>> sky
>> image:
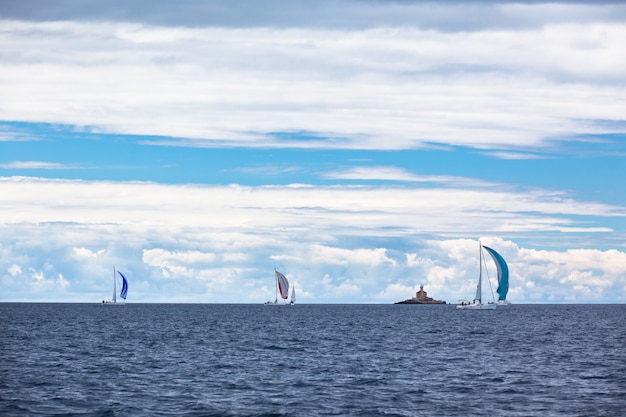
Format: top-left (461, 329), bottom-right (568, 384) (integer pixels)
top-left (1, 0), bottom-right (625, 304)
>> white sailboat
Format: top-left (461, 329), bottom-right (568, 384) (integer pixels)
top-left (102, 267), bottom-right (128, 304)
top-left (264, 270), bottom-right (293, 306)
top-left (457, 242), bottom-right (497, 310)
top-left (290, 284), bottom-right (296, 305)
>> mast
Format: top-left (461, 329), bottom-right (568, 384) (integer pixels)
top-left (475, 241), bottom-right (482, 304)
top-left (274, 269), bottom-right (278, 303)
top-left (112, 266), bottom-right (117, 303)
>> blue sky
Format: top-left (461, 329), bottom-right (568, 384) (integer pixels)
top-left (1, 0), bottom-right (625, 303)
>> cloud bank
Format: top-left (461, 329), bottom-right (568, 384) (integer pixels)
top-left (1, 1), bottom-right (624, 303)
top-left (1, 177), bottom-right (624, 303)
top-left (1, 16), bottom-right (625, 151)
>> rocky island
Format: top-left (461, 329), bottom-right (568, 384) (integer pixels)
top-left (395, 285), bottom-right (446, 304)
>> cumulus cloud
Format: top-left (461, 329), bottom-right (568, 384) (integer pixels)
top-left (28, 269), bottom-right (70, 292)
top-left (8, 264), bottom-right (22, 276)
top-left (0, 177), bottom-right (624, 303)
top-left (73, 247), bottom-right (106, 258)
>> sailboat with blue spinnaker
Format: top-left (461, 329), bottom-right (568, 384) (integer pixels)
top-left (102, 267), bottom-right (128, 304)
top-left (457, 241), bottom-right (503, 310)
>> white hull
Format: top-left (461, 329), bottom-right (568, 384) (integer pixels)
top-left (264, 301), bottom-right (291, 306)
top-left (496, 300), bottom-right (511, 307)
top-left (457, 302), bottom-right (496, 310)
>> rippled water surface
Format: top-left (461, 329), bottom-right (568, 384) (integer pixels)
top-left (1, 303), bottom-right (624, 416)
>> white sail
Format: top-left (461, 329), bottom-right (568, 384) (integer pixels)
top-left (474, 243), bottom-right (482, 304)
top-left (457, 242), bottom-right (496, 310)
top-left (276, 271), bottom-right (289, 299)
top-left (112, 266), bottom-right (117, 303)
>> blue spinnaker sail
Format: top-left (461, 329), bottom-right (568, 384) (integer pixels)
top-left (118, 271), bottom-right (129, 300)
top-left (483, 246), bottom-right (508, 301)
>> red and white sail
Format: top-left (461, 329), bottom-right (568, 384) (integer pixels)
top-left (275, 271), bottom-right (290, 300)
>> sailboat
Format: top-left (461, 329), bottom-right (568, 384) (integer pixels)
top-left (457, 242), bottom-right (497, 310)
top-left (290, 284), bottom-right (296, 305)
top-left (483, 245), bottom-right (511, 307)
top-left (264, 270), bottom-right (293, 306)
top-left (102, 267), bottom-right (129, 304)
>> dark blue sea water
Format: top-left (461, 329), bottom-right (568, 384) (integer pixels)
top-left (1, 303), bottom-right (624, 416)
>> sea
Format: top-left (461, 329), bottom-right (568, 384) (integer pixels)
top-left (1, 303), bottom-right (624, 417)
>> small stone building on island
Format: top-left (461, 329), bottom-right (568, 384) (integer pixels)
top-left (395, 285), bottom-right (446, 304)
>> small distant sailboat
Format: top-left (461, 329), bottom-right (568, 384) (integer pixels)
top-left (264, 270), bottom-right (294, 306)
top-left (457, 242), bottom-right (497, 310)
top-left (102, 267), bottom-right (128, 304)
top-left (290, 284), bottom-right (296, 305)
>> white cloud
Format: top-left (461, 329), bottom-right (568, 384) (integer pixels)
top-left (480, 151), bottom-right (548, 160)
top-left (73, 247), bottom-right (105, 258)
top-left (143, 249), bottom-right (217, 267)
top-left (322, 166), bottom-right (497, 187)
top-left (1, 177), bottom-right (623, 237)
top-left (233, 165), bottom-right (302, 176)
top-left (57, 273), bottom-right (70, 289)
top-left (0, 177), bottom-right (624, 303)
top-left (8, 264), bottom-right (22, 276)
top-left (1, 20), bottom-right (624, 151)
top-left (0, 161), bottom-right (72, 169)
top-left (27, 268), bottom-right (71, 292)
top-left (0, 128), bottom-right (38, 142)
top-left (376, 282), bottom-right (416, 302)
top-left (305, 245), bottom-right (396, 267)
